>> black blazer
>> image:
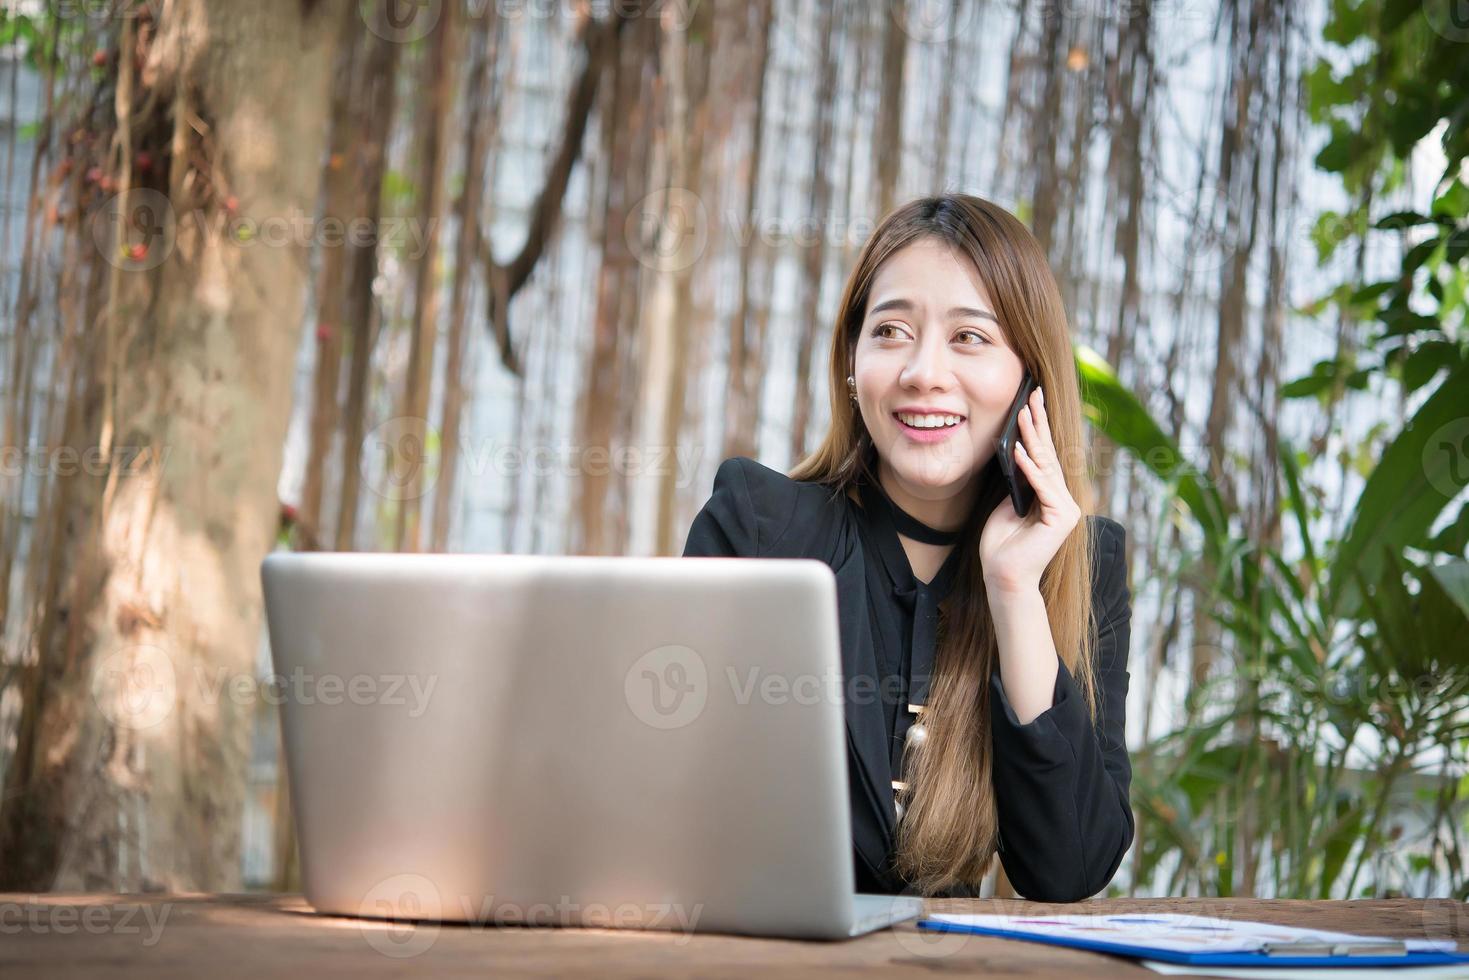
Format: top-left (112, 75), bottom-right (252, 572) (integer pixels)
top-left (682, 456), bottom-right (1134, 901)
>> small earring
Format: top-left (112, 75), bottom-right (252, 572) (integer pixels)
top-left (847, 375), bottom-right (857, 402)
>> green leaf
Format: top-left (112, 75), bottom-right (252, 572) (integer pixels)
top-left (1305, 61), bottom-right (1350, 122)
top-left (1279, 440), bottom-right (1320, 576)
top-left (1432, 180), bottom-right (1469, 220)
top-left (1349, 281), bottom-right (1397, 306)
top-left (1386, 89), bottom-right (1441, 156)
top-left (1316, 129), bottom-right (1362, 174)
top-left (1312, 212), bottom-right (1358, 262)
top-left (1075, 345), bottom-right (1231, 550)
top-left (1282, 374), bottom-right (1335, 399)
top-left (1319, 793), bottom-right (1365, 897)
top-left (1375, 211), bottom-right (1433, 231)
top-left (1448, 229), bottom-right (1469, 265)
top-left (1403, 341), bottom-right (1462, 392)
top-left (1358, 551), bottom-right (1431, 678)
top-left (1329, 360), bottom-right (1469, 616)
top-left (1324, 0), bottom-right (1368, 44)
top-left (1404, 237), bottom-right (1442, 274)
top-left (1424, 500), bottom-right (1469, 555)
top-left (1379, 308), bottom-right (1441, 338)
top-left (1428, 561), bottom-right (1469, 622)
top-left (1370, 555), bottom-right (1469, 675)
top-left (1380, 0), bottom-right (1424, 33)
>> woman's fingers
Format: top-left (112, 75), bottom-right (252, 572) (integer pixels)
top-left (1013, 430), bottom-right (1060, 504)
top-left (1029, 387), bottom-right (1057, 458)
top-left (1018, 402), bottom-right (1055, 471)
top-left (1015, 392), bottom-right (1076, 518)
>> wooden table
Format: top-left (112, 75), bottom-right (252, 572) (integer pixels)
top-left (2, 893), bottom-right (1465, 977)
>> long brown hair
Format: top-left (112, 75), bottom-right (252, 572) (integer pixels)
top-left (789, 194), bottom-right (1100, 894)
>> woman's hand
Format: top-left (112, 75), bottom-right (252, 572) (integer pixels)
top-left (979, 385), bottom-right (1082, 595)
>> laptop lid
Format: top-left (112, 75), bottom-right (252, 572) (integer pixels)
top-left (260, 553), bottom-right (863, 938)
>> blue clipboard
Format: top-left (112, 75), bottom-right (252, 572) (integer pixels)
top-left (916, 918), bottom-right (1469, 967)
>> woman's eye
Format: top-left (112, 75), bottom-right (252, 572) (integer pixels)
top-left (873, 323), bottom-right (989, 344)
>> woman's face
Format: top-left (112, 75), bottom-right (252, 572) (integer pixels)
top-left (852, 238), bottom-right (1027, 502)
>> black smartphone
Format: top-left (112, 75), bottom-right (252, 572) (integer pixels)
top-left (996, 371), bottom-right (1038, 518)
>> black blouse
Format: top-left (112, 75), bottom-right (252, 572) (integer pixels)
top-left (681, 455), bottom-right (1135, 901)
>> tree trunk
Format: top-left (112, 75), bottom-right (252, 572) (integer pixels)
top-left (333, 24), bottom-right (401, 553)
top-left (650, 0), bottom-right (714, 556)
top-left (0, 0), bottom-right (339, 892)
top-left (789, 0), bottom-right (842, 465)
top-left (1030, 2), bottom-right (1067, 257)
top-left (875, 0), bottom-right (906, 219)
top-left (1097, 2), bottom-right (1154, 512)
top-left (721, 0), bottom-right (773, 463)
top-left (394, 5), bottom-right (457, 552)
top-left (431, 10), bottom-right (501, 553)
top-left (576, 15), bottom-right (660, 556)
top-left (298, 7), bottom-right (364, 553)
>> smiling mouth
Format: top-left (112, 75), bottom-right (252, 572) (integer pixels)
top-left (892, 412), bottom-right (967, 432)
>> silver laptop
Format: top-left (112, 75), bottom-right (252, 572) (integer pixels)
top-left (260, 552), bottom-right (923, 940)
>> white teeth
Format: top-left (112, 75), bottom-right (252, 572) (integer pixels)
top-left (896, 412), bottom-right (963, 429)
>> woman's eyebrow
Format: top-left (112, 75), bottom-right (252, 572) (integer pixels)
top-left (866, 297), bottom-right (999, 323)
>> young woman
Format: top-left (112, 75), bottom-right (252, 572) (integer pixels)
top-left (682, 194), bottom-right (1133, 901)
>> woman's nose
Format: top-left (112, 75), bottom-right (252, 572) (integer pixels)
top-left (901, 334), bottom-right (950, 389)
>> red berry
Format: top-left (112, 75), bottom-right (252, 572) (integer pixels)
top-left (128, 243), bottom-right (148, 261)
top-left (135, 151), bottom-right (152, 172)
top-left (86, 166), bottom-right (103, 184)
top-left (92, 50), bottom-right (108, 67)
top-left (316, 323), bottom-right (333, 343)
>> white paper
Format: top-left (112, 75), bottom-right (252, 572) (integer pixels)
top-left (923, 912), bottom-right (1460, 955)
